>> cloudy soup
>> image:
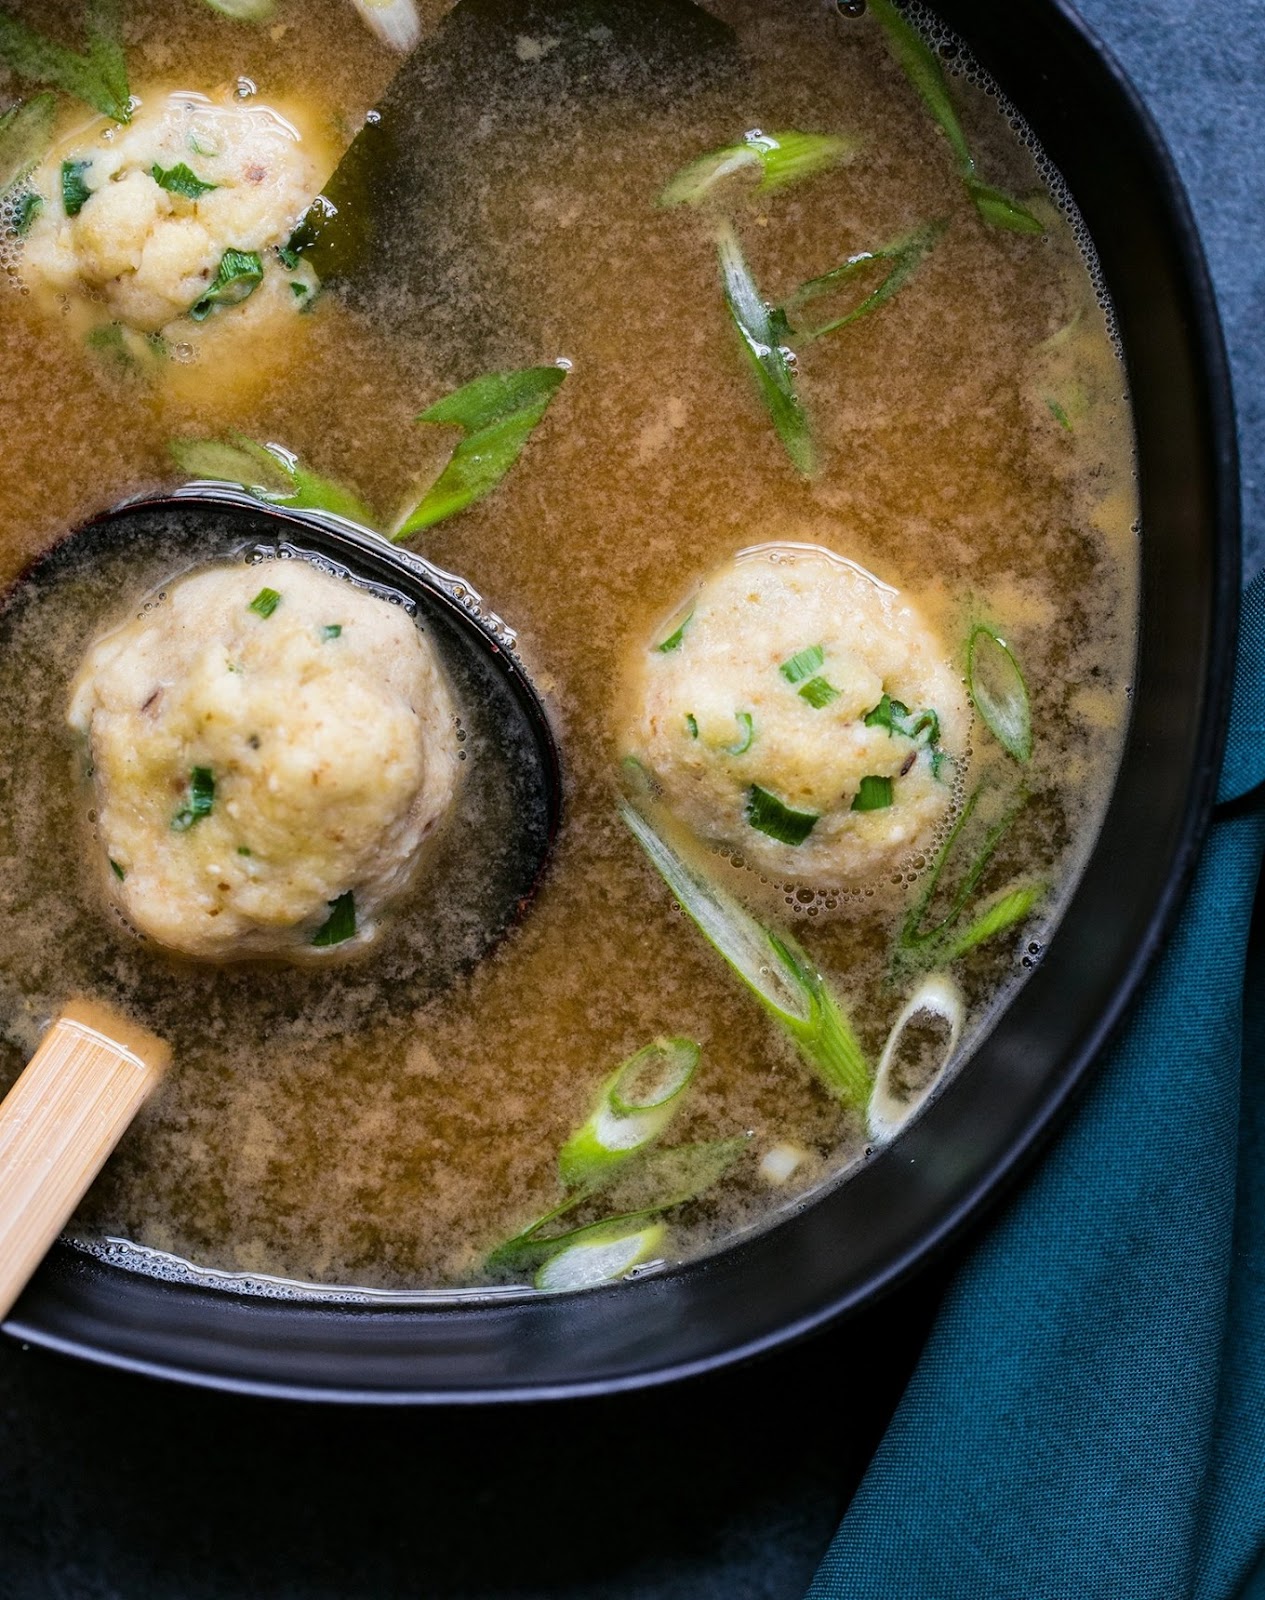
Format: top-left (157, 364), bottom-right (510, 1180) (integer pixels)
top-left (0, 0), bottom-right (1136, 1293)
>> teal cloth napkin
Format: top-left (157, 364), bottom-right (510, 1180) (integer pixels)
top-left (808, 572), bottom-right (1265, 1599)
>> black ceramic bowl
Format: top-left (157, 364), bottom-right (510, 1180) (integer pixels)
top-left (2, 0), bottom-right (1237, 1400)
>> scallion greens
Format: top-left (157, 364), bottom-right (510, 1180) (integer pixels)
top-left (967, 624), bottom-right (1032, 762)
top-left (865, 0), bottom-right (1041, 233)
top-left (395, 365), bottom-right (568, 538)
top-left (247, 586), bottom-right (280, 619)
top-left (169, 434), bottom-right (375, 525)
top-left (189, 248), bottom-right (264, 320)
top-left (12, 189), bottom-right (41, 233)
top-left (534, 1223), bottom-right (667, 1293)
top-left (727, 711), bottom-right (755, 755)
top-left (897, 783), bottom-right (1044, 969)
top-left (851, 775), bottom-right (893, 812)
top-left (798, 676), bottom-right (839, 709)
top-left (0, 93), bottom-right (54, 206)
top-left (660, 128), bottom-right (853, 208)
top-left (745, 784), bottom-right (818, 846)
top-left (171, 766), bottom-right (215, 831)
top-left (486, 1018), bottom-right (747, 1288)
top-left (199, 0), bottom-right (276, 19)
top-left (779, 644), bottom-right (825, 684)
top-left (785, 220), bottom-right (946, 343)
top-left (151, 162), bottom-right (217, 200)
top-left (312, 890), bottom-right (356, 948)
top-left (0, 0), bottom-right (131, 123)
top-left (60, 159), bottom-right (92, 217)
top-left (655, 606), bottom-right (695, 654)
top-left (558, 1037), bottom-right (699, 1190)
top-left (489, 1137), bottom-right (748, 1277)
top-left (717, 221), bottom-right (816, 476)
top-left (620, 802), bottom-right (870, 1108)
top-left (864, 692), bottom-right (947, 777)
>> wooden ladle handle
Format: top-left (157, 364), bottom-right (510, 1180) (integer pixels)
top-left (0, 1000), bottom-right (169, 1321)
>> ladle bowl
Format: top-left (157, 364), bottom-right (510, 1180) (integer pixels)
top-left (10, 487), bottom-right (563, 974)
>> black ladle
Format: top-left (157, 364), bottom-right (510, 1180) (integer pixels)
top-left (4, 489), bottom-right (561, 987)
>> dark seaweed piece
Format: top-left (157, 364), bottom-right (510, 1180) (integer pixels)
top-left (286, 0), bottom-right (740, 373)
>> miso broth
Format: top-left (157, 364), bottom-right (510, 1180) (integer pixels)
top-left (0, 0), bottom-right (1136, 1291)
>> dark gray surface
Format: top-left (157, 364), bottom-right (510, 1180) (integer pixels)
top-left (1, 2), bottom-right (1259, 1597)
top-left (0, 1275), bottom-right (947, 1600)
top-left (1076, 0), bottom-right (1263, 579)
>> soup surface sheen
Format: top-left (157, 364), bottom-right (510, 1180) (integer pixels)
top-left (0, 0), bottom-right (1136, 1293)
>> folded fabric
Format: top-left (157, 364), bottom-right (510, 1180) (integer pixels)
top-left (807, 575), bottom-right (1265, 1600)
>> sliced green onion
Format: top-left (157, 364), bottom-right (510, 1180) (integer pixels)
top-left (0, 93), bottom-right (55, 204)
top-left (727, 711), bottom-right (755, 755)
top-left (864, 692), bottom-right (947, 777)
top-left (717, 221), bottom-right (815, 477)
top-left (898, 785), bottom-right (1039, 970)
top-left (60, 159), bottom-right (92, 217)
top-left (320, 623), bottom-right (342, 641)
top-left (109, 858), bottom-right (125, 881)
top-left (935, 881), bottom-right (1045, 964)
top-left (558, 1037), bottom-right (699, 1190)
top-left (200, 0), bottom-right (276, 19)
top-left (660, 128), bottom-right (852, 207)
top-left (348, 0), bottom-right (421, 53)
top-left (171, 766), bottom-right (215, 831)
top-left (151, 161), bottom-right (217, 200)
top-left (189, 248), bottom-right (264, 321)
top-left (684, 713), bottom-right (699, 739)
top-left (312, 890), bottom-right (356, 947)
top-left (12, 189), bottom-right (41, 233)
top-left (396, 365), bottom-right (568, 538)
top-left (868, 973), bottom-right (964, 1143)
top-left (1045, 396), bottom-right (1072, 431)
top-left (169, 434), bottom-right (374, 524)
top-left (620, 754), bottom-right (656, 798)
top-left (779, 644), bottom-right (825, 684)
top-left (0, 1), bottom-right (131, 123)
top-left (798, 676), bottom-right (839, 709)
top-left (866, 0), bottom-right (1041, 233)
top-left (864, 693), bottom-right (938, 744)
top-left (902, 785), bottom-right (1005, 947)
top-left (745, 784), bottom-right (818, 846)
top-left (851, 775), bottom-right (893, 812)
top-left (170, 436), bottom-right (293, 494)
top-left (488, 1136), bottom-right (746, 1274)
top-left (965, 178), bottom-right (1044, 235)
top-left (248, 586), bottom-right (280, 619)
top-left (656, 605), bottom-right (695, 653)
top-left (621, 802), bottom-right (870, 1107)
top-left (968, 624), bottom-right (1032, 762)
top-left (787, 220), bottom-right (945, 343)
top-left (87, 321), bottom-right (168, 375)
top-left (236, 845), bottom-right (252, 856)
top-left (535, 1223), bottom-right (667, 1292)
